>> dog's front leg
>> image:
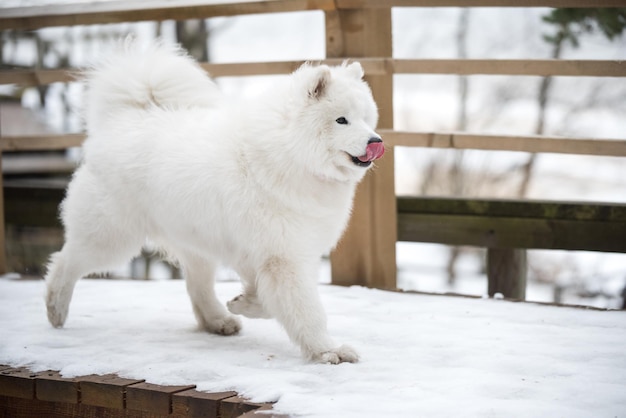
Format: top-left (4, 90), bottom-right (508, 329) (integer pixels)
top-left (256, 256), bottom-right (359, 364)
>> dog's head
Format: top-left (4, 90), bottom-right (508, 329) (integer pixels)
top-left (289, 62), bottom-right (384, 183)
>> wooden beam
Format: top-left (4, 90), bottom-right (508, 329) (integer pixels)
top-left (0, 0), bottom-right (618, 32)
top-left (3, 182), bottom-right (66, 228)
top-left (0, 69), bottom-right (77, 86)
top-left (385, 131), bottom-right (626, 157)
top-left (487, 248), bottom-right (527, 300)
top-left (397, 196), bottom-right (626, 222)
top-left (393, 59), bottom-right (626, 78)
top-left (397, 197), bottom-right (626, 253)
top-left (398, 213), bottom-right (626, 253)
top-left (0, 152), bottom-right (6, 274)
top-left (0, 0), bottom-right (337, 31)
top-left (1, 131), bottom-right (624, 158)
top-left (3, 59), bottom-right (624, 87)
top-left (337, 0), bottom-right (626, 8)
top-left (1, 134), bottom-right (85, 152)
top-left (327, 7), bottom-right (397, 290)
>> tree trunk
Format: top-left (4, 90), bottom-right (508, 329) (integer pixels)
top-left (518, 32), bottom-right (564, 197)
top-left (447, 9), bottom-right (470, 285)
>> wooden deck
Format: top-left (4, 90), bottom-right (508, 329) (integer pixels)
top-left (0, 365), bottom-right (285, 418)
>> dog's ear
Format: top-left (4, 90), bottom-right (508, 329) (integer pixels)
top-left (346, 62), bottom-right (364, 80)
top-left (308, 66), bottom-right (331, 100)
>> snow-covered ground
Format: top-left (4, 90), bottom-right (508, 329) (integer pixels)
top-left (1, 276), bottom-right (625, 417)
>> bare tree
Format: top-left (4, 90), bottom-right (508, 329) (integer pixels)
top-left (518, 8), bottom-right (626, 197)
top-left (446, 9), bottom-right (471, 285)
top-left (176, 19), bottom-right (210, 62)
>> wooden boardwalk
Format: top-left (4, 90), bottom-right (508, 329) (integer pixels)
top-left (0, 365), bottom-right (286, 418)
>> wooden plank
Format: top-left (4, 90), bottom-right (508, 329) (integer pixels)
top-left (487, 248), bottom-right (527, 300)
top-left (236, 404), bottom-right (290, 417)
top-left (78, 374), bottom-right (144, 409)
top-left (171, 389), bottom-right (237, 418)
top-left (203, 58), bottom-right (391, 77)
top-left (4, 182), bottom-right (66, 228)
top-left (338, 0), bottom-right (626, 7)
top-left (0, 152), bottom-right (6, 275)
top-left (125, 382), bottom-right (196, 415)
top-left (2, 131), bottom-right (625, 157)
top-left (397, 196), bottom-right (626, 222)
top-left (3, 59), bottom-right (624, 87)
top-left (393, 59), bottom-right (626, 78)
top-left (2, 130), bottom-right (625, 157)
top-left (35, 371), bottom-right (79, 404)
top-left (0, 395), bottom-right (171, 417)
top-left (385, 131), bottom-right (626, 157)
top-left (0, 0), bottom-right (337, 31)
top-left (397, 212), bottom-right (626, 253)
top-left (0, 0), bottom-right (617, 32)
top-left (0, 68), bottom-right (77, 86)
top-left (219, 395), bottom-right (265, 418)
top-left (327, 7), bottom-right (397, 289)
top-left (1, 134), bottom-right (85, 152)
top-left (2, 155), bottom-right (77, 176)
top-left (0, 397), bottom-right (73, 418)
top-left (0, 367), bottom-right (38, 399)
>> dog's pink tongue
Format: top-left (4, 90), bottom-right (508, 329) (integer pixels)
top-left (357, 142), bottom-right (385, 163)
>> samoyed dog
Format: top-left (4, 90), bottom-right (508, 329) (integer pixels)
top-left (45, 41), bottom-right (384, 364)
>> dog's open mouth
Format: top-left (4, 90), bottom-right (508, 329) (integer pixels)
top-left (351, 139), bottom-right (385, 168)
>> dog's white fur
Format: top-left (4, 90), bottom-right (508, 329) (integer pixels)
top-left (45, 42), bottom-right (382, 364)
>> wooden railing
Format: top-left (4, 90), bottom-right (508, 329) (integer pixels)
top-left (1, 0), bottom-right (625, 299)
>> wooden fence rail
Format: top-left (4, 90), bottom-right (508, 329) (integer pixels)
top-left (2, 131), bottom-right (626, 157)
top-left (2, 58), bottom-right (625, 86)
top-left (1, 0), bottom-right (625, 31)
top-left (1, 0), bottom-right (625, 299)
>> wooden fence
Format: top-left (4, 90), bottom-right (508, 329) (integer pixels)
top-left (1, 0), bottom-right (625, 299)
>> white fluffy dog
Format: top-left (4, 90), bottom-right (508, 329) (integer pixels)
top-left (45, 42), bottom-right (385, 364)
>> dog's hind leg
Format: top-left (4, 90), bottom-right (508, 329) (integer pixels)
top-left (46, 166), bottom-right (144, 328)
top-left (180, 252), bottom-right (241, 335)
top-left (45, 248), bottom-right (88, 328)
top-left (45, 232), bottom-right (142, 328)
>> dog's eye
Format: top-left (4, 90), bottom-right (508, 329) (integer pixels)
top-left (335, 117), bottom-right (348, 125)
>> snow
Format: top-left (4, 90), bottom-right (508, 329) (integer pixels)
top-left (2, 276), bottom-right (626, 417)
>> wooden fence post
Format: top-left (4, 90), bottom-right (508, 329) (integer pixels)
top-left (0, 149), bottom-right (7, 275)
top-left (326, 8), bottom-right (397, 289)
top-left (487, 248), bottom-right (527, 300)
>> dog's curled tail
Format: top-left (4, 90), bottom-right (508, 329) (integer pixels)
top-left (84, 39), bottom-right (221, 134)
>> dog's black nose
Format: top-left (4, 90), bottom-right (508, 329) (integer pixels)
top-left (368, 137), bottom-right (382, 144)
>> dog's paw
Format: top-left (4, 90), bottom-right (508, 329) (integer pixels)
top-left (46, 290), bottom-right (69, 328)
top-left (205, 314), bottom-right (242, 336)
top-left (227, 294), bottom-right (271, 319)
top-left (46, 304), bottom-right (68, 328)
top-left (312, 344), bottom-right (359, 364)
